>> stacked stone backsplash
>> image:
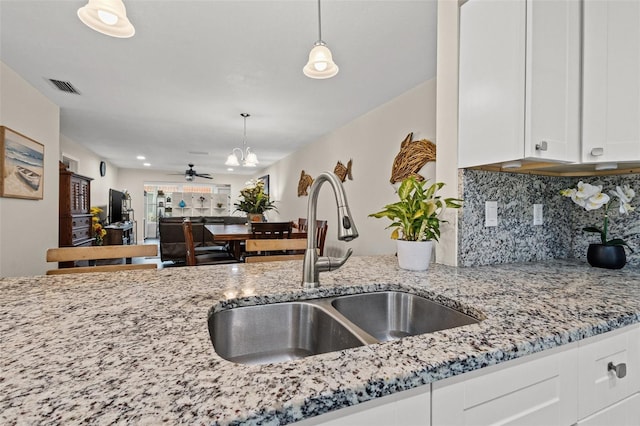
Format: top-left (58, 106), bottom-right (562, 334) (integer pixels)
top-left (459, 169), bottom-right (640, 267)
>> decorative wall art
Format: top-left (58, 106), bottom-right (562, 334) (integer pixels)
top-left (334, 159), bottom-right (353, 182)
top-left (390, 132), bottom-right (436, 184)
top-left (298, 170), bottom-right (314, 197)
top-left (0, 126), bottom-right (45, 200)
top-left (258, 174), bottom-right (270, 196)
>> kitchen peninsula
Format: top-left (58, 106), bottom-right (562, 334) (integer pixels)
top-left (2, 256), bottom-right (639, 424)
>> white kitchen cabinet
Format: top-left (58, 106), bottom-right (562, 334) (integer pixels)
top-left (582, 0), bottom-right (640, 164)
top-left (577, 324), bottom-right (640, 423)
top-left (576, 393), bottom-right (640, 426)
top-left (458, 0), bottom-right (580, 168)
top-left (298, 385), bottom-right (430, 426)
top-left (432, 344), bottom-right (579, 425)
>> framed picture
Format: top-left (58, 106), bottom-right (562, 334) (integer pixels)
top-left (0, 126), bottom-right (45, 200)
top-left (258, 174), bottom-right (270, 196)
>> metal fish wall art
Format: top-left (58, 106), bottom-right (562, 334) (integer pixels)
top-left (333, 159), bottom-right (353, 183)
top-left (297, 170), bottom-right (314, 197)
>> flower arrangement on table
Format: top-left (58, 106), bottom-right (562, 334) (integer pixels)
top-left (234, 179), bottom-right (276, 218)
top-left (90, 206), bottom-right (107, 245)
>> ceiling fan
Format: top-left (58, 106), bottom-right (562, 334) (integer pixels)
top-left (170, 164), bottom-right (213, 181)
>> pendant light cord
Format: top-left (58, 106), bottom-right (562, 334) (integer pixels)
top-left (317, 0), bottom-right (322, 42)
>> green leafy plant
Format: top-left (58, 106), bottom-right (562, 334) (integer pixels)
top-left (560, 181), bottom-right (635, 252)
top-left (234, 179), bottom-right (277, 214)
top-left (369, 177), bottom-right (462, 241)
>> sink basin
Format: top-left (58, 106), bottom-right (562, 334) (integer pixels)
top-left (209, 302), bottom-right (366, 364)
top-left (209, 291), bottom-right (481, 364)
top-left (331, 291), bottom-right (480, 342)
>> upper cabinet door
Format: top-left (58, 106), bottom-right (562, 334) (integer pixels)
top-left (458, 0), bottom-right (581, 168)
top-left (583, 0), bottom-right (640, 163)
top-left (458, 0), bottom-right (526, 168)
top-left (525, 0), bottom-right (581, 163)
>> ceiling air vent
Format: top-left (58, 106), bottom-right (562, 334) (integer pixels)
top-left (188, 151), bottom-right (209, 155)
top-left (48, 79), bottom-right (80, 94)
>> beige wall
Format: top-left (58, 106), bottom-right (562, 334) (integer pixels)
top-left (60, 134), bottom-right (119, 207)
top-left (435, 0), bottom-right (461, 266)
top-left (0, 62), bottom-right (60, 277)
top-left (259, 79), bottom-right (437, 256)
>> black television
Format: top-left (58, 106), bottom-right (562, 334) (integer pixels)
top-left (108, 189), bottom-right (125, 224)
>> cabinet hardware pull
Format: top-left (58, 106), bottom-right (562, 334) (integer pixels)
top-left (591, 147), bottom-right (604, 156)
top-left (608, 361), bottom-right (627, 379)
top-left (535, 141), bottom-right (548, 151)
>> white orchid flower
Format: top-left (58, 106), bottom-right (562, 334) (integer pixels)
top-left (610, 185), bottom-right (636, 214)
top-left (575, 181), bottom-right (602, 200)
top-left (584, 192), bottom-right (609, 211)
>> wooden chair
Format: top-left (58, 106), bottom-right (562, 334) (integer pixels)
top-left (46, 245), bottom-right (158, 275)
top-left (297, 218), bottom-right (328, 256)
top-left (244, 238), bottom-right (308, 263)
top-left (250, 221), bottom-right (293, 239)
top-left (183, 220), bottom-right (236, 266)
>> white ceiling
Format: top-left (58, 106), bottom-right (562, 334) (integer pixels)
top-left (0, 0), bottom-right (437, 176)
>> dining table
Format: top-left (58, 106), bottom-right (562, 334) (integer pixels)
top-left (204, 224), bottom-right (307, 261)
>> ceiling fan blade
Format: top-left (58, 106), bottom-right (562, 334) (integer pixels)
top-left (197, 175), bottom-right (213, 179)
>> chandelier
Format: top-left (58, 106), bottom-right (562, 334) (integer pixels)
top-left (225, 113), bottom-right (259, 168)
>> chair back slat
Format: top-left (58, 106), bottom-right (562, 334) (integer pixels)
top-left (46, 245), bottom-right (157, 262)
top-left (245, 238), bottom-right (308, 263)
top-left (250, 222), bottom-right (292, 239)
top-left (46, 244), bottom-right (157, 275)
top-left (182, 220), bottom-right (197, 266)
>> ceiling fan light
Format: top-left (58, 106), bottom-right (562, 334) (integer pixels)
top-left (225, 153), bottom-right (240, 167)
top-left (303, 43), bottom-right (339, 79)
top-left (77, 0), bottom-right (135, 38)
top-left (185, 174), bottom-right (194, 182)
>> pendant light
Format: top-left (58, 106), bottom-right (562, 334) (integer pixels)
top-left (77, 0), bottom-right (135, 38)
top-left (303, 0), bottom-right (339, 79)
top-left (225, 113), bottom-right (259, 168)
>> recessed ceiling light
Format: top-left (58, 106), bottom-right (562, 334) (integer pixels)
top-left (136, 155), bottom-right (145, 160)
top-left (143, 163), bottom-right (151, 167)
top-left (227, 168), bottom-right (234, 172)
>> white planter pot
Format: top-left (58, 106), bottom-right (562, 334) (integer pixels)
top-left (396, 239), bottom-right (434, 271)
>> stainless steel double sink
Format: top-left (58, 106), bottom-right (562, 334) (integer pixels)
top-left (208, 291), bottom-right (480, 365)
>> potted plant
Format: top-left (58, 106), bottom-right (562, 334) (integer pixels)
top-left (560, 181), bottom-right (635, 269)
top-left (234, 179), bottom-right (277, 223)
top-left (369, 176), bottom-right (462, 271)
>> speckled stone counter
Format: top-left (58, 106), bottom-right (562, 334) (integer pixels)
top-left (2, 256), bottom-right (640, 425)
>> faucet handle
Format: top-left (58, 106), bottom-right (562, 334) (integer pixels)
top-left (316, 248), bottom-right (353, 272)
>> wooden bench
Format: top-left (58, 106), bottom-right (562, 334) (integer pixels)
top-left (244, 238), bottom-right (308, 263)
top-left (46, 244), bottom-right (158, 275)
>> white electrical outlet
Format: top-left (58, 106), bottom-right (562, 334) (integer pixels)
top-left (533, 204), bottom-right (543, 225)
top-left (485, 201), bottom-right (498, 227)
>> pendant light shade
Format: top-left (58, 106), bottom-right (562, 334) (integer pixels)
top-left (303, 0), bottom-right (338, 79)
top-left (77, 0), bottom-right (135, 38)
top-left (225, 113), bottom-right (259, 168)
top-left (304, 41), bottom-right (339, 79)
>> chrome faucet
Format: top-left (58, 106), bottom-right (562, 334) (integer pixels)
top-left (302, 172), bottom-right (358, 288)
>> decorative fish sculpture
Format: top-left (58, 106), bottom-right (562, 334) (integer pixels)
top-left (334, 159), bottom-right (353, 182)
top-left (298, 170), bottom-right (314, 197)
top-left (390, 132), bottom-right (437, 184)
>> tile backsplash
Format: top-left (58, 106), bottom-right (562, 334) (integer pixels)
top-left (459, 169), bottom-right (640, 267)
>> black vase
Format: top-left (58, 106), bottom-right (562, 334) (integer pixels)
top-left (586, 244), bottom-right (626, 269)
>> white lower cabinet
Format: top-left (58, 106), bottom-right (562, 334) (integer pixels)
top-left (299, 385), bottom-right (430, 426)
top-left (432, 345), bottom-right (579, 426)
top-left (303, 325), bottom-right (639, 426)
top-left (576, 393), bottom-right (640, 426)
top-left (577, 325), bottom-right (640, 425)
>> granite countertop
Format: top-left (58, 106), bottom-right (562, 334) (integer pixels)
top-left (2, 256), bottom-right (640, 425)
